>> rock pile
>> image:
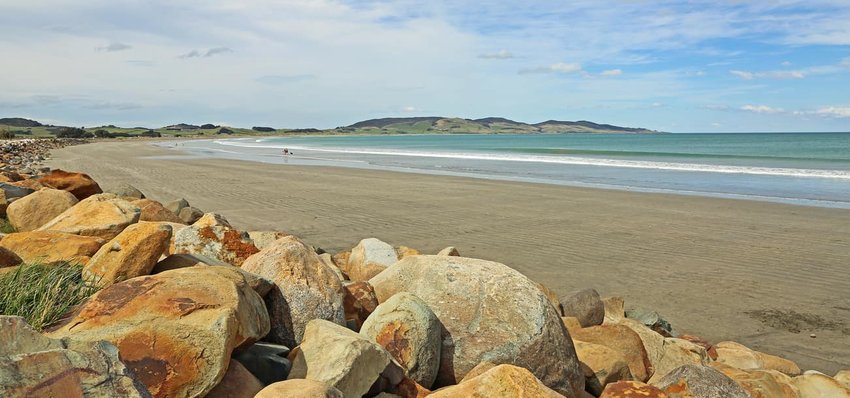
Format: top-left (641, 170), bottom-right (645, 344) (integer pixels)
top-left (1, 166), bottom-right (849, 398)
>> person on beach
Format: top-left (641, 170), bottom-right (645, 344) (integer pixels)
top-left (283, 148), bottom-right (289, 156)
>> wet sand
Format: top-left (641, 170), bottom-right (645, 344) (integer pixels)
top-left (49, 140), bottom-right (850, 373)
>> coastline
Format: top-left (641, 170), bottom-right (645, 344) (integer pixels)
top-left (47, 140), bottom-right (850, 374)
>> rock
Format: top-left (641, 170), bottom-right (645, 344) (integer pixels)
top-left (837, 370), bottom-right (850, 389)
top-left (600, 381), bottom-right (668, 398)
top-left (193, 212), bottom-right (232, 228)
top-left (347, 238), bottom-right (399, 281)
top-left (436, 246), bottom-right (460, 256)
top-left (361, 292), bottom-right (442, 388)
top-left (47, 266), bottom-right (270, 398)
top-left (562, 317), bottom-right (582, 335)
top-left (153, 253), bottom-right (274, 297)
top-left (625, 308), bottom-right (675, 337)
top-left (0, 231), bottom-right (106, 265)
top-left (715, 341), bottom-right (801, 376)
top-left (38, 193), bottom-right (141, 240)
top-left (6, 188), bottom-right (78, 231)
top-left (206, 359), bottom-right (264, 398)
top-left (560, 288), bottom-right (605, 327)
top-left (342, 281), bottom-right (379, 331)
top-left (0, 316), bottom-right (151, 397)
top-left (83, 222), bottom-right (172, 286)
top-left (241, 235), bottom-right (345, 347)
top-left (233, 342), bottom-right (291, 386)
top-left (319, 253), bottom-right (347, 282)
top-left (255, 379), bottom-right (343, 398)
top-left (164, 198), bottom-right (189, 215)
top-left (369, 255), bottom-right (584, 396)
top-left (461, 362), bottom-right (498, 383)
top-left (428, 364), bottom-right (566, 398)
top-left (678, 335), bottom-right (717, 360)
top-left (0, 182), bottom-right (36, 201)
top-left (653, 365), bottom-right (751, 398)
top-left (396, 245), bottom-right (420, 258)
top-left (39, 169), bottom-right (102, 200)
top-left (10, 178), bottom-right (44, 191)
top-left (288, 319), bottom-right (395, 398)
top-left (132, 199), bottom-right (183, 223)
top-left (574, 340), bottom-right (633, 395)
top-left (0, 247), bottom-right (22, 267)
top-left (602, 296), bottom-right (625, 323)
top-left (248, 231), bottom-right (290, 250)
top-left (178, 206), bottom-right (204, 224)
top-left (571, 324), bottom-right (652, 382)
top-left (107, 183), bottom-right (145, 199)
top-left (792, 372), bottom-right (850, 397)
top-left (536, 282), bottom-right (564, 315)
top-left (171, 222), bottom-right (259, 266)
top-left (711, 362), bottom-right (800, 398)
top-left (648, 338), bottom-right (710, 384)
top-left (332, 251), bottom-right (351, 278)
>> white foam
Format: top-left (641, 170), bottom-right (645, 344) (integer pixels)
top-left (212, 140), bottom-right (850, 180)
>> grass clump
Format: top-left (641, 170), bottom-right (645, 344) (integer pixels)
top-left (0, 262), bottom-right (99, 330)
top-left (0, 217), bottom-right (16, 234)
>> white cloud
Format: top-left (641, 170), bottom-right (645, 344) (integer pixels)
top-left (478, 49), bottom-right (514, 59)
top-left (96, 42), bottom-right (131, 52)
top-left (180, 47), bottom-right (233, 58)
top-left (402, 106), bottom-right (417, 112)
top-left (730, 70), bottom-right (755, 80)
top-left (842, 58), bottom-right (850, 69)
top-left (519, 62), bottom-right (582, 75)
top-left (600, 69), bottom-right (623, 76)
top-left (741, 105), bottom-right (785, 114)
top-left (730, 62), bottom-right (845, 80)
top-left (814, 106), bottom-right (850, 118)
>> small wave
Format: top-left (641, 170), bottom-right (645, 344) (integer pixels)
top-left (212, 140), bottom-right (850, 180)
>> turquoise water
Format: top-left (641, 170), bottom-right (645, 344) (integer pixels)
top-left (160, 133), bottom-right (850, 208)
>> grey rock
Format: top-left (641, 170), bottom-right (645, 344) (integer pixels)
top-left (233, 342), bottom-right (291, 385)
top-left (653, 364), bottom-right (750, 398)
top-left (164, 198), bottom-right (189, 215)
top-left (178, 206), bottom-right (204, 224)
top-left (560, 288), bottom-right (605, 327)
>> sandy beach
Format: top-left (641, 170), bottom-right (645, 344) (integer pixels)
top-left (48, 140), bottom-right (850, 374)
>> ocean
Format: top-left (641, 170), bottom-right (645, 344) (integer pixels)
top-left (157, 133), bottom-right (850, 208)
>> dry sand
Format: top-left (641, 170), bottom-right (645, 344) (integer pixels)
top-left (49, 140), bottom-right (850, 374)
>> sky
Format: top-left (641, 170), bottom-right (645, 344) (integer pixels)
top-left (1, 0), bottom-right (849, 132)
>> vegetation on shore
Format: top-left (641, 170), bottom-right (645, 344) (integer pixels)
top-left (0, 217), bottom-right (15, 234)
top-left (0, 261), bottom-right (100, 330)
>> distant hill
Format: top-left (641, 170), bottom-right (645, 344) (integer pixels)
top-left (0, 118), bottom-right (42, 128)
top-left (340, 117), bottom-right (660, 134)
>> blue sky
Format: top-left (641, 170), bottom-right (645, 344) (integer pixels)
top-left (1, 0), bottom-right (849, 132)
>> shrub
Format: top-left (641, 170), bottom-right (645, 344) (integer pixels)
top-left (0, 128), bottom-right (14, 139)
top-left (93, 129), bottom-right (114, 138)
top-left (252, 126), bottom-right (275, 132)
top-left (139, 130), bottom-right (161, 137)
top-left (0, 262), bottom-right (100, 330)
top-left (55, 127), bottom-right (93, 138)
top-left (0, 217), bottom-right (15, 233)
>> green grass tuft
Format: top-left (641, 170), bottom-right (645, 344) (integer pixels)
top-left (0, 262), bottom-right (100, 330)
top-left (0, 217), bottom-right (16, 234)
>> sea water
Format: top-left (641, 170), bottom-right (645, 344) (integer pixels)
top-left (157, 133), bottom-right (850, 208)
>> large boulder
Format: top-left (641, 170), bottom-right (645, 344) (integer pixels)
top-left (256, 379), bottom-right (343, 398)
top-left (571, 324), bottom-right (652, 382)
top-left (39, 169), bottom-right (102, 200)
top-left (288, 319), bottom-right (397, 398)
top-left (361, 292), bottom-right (442, 388)
top-left (193, 212), bottom-right (232, 228)
top-left (653, 365), bottom-right (751, 398)
top-left (179, 206), bottom-right (204, 224)
top-left (574, 340), bottom-right (633, 395)
top-left (711, 362), bottom-right (800, 398)
top-left (343, 281), bottom-right (380, 331)
top-left (205, 359), bottom-right (264, 398)
top-left (347, 238), bottom-right (398, 281)
top-left (0, 182), bottom-right (35, 216)
top-left (248, 231), bottom-right (290, 251)
top-left (428, 364), bottom-right (566, 398)
top-left (132, 199), bottom-right (183, 224)
top-left (0, 231), bottom-right (105, 265)
top-left (560, 288), bottom-right (604, 328)
top-left (369, 255), bottom-right (584, 396)
top-left (107, 183), bottom-right (145, 200)
top-left (0, 316), bottom-right (150, 397)
top-left (600, 381), bottom-right (668, 398)
top-left (83, 222), bottom-right (172, 286)
top-left (6, 188), bottom-right (78, 231)
top-left (715, 341), bottom-right (801, 376)
top-left (38, 194), bottom-right (141, 240)
top-left (171, 223), bottom-right (259, 266)
top-left (837, 370), bottom-right (850, 388)
top-left (153, 253), bottom-right (274, 297)
top-left (615, 318), bottom-right (708, 382)
top-left (793, 372), bottom-right (850, 397)
top-left (241, 236), bottom-right (345, 347)
top-left (47, 266), bottom-right (270, 398)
